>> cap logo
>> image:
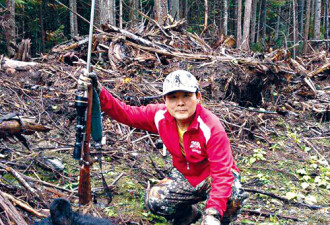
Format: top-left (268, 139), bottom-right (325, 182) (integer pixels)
top-left (175, 74), bottom-right (182, 87)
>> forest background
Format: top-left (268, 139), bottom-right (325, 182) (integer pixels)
top-left (1, 0), bottom-right (329, 57)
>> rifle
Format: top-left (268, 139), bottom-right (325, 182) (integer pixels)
top-left (73, 0), bottom-right (96, 205)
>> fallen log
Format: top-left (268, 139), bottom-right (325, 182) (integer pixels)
top-left (307, 62), bottom-right (330, 77)
top-left (1, 57), bottom-right (38, 70)
top-left (103, 24), bottom-right (173, 53)
top-left (0, 118), bottom-right (51, 136)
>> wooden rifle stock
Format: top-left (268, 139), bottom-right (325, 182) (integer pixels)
top-left (78, 84), bottom-right (93, 205)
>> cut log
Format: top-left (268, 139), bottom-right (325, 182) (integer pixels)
top-left (1, 57), bottom-right (38, 70)
top-left (13, 39), bottom-right (31, 61)
top-left (0, 119), bottom-right (51, 136)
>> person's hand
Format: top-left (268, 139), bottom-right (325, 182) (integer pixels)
top-left (201, 208), bottom-right (221, 225)
top-left (77, 69), bottom-right (101, 94)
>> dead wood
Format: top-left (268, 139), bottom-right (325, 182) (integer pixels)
top-left (0, 119), bottom-right (51, 136)
top-left (103, 24), bottom-right (172, 53)
top-left (0, 191), bottom-right (29, 225)
top-left (137, 11), bottom-right (172, 38)
top-left (307, 62), bottom-right (330, 77)
top-left (13, 39), bottom-right (31, 62)
top-left (241, 209), bottom-right (301, 221)
top-left (1, 57), bottom-right (38, 70)
top-left (21, 174), bottom-right (75, 194)
top-left (52, 36), bottom-right (90, 53)
top-left (290, 58), bottom-right (308, 75)
top-left (0, 163), bottom-right (41, 198)
top-left (242, 188), bottom-right (324, 210)
top-left (1, 191), bottom-right (47, 218)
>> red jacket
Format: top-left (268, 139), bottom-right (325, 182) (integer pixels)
top-left (99, 88), bottom-right (239, 216)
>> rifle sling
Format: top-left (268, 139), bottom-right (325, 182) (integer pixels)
top-left (91, 88), bottom-right (112, 203)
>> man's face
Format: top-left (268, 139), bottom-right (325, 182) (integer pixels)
top-left (165, 91), bottom-right (201, 123)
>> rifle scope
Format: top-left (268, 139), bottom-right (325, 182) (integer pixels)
top-left (73, 95), bottom-right (88, 160)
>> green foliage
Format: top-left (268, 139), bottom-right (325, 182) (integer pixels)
top-left (250, 42), bottom-right (264, 52)
top-left (142, 211), bottom-right (167, 223)
top-left (63, 180), bottom-right (79, 190)
top-left (247, 148), bottom-right (266, 165)
top-left (269, 0), bottom-right (287, 8)
top-left (46, 25), bottom-right (67, 48)
top-left (104, 207), bottom-right (118, 217)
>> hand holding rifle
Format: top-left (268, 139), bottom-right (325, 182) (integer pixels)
top-left (78, 69), bottom-right (102, 94)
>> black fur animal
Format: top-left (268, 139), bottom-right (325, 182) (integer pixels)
top-left (33, 198), bottom-right (114, 225)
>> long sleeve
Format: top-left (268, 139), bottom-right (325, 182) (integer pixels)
top-left (99, 88), bottom-right (164, 134)
top-left (205, 131), bottom-right (235, 217)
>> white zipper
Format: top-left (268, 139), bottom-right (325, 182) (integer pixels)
top-left (187, 161), bottom-right (190, 170)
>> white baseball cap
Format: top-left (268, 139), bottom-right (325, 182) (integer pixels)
top-left (162, 70), bottom-right (199, 95)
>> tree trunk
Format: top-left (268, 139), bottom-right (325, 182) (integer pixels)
top-left (232, 0), bottom-right (238, 37)
top-left (298, 0), bottom-right (304, 37)
top-left (73, 0), bottom-right (78, 34)
top-left (39, 0), bottom-right (45, 53)
top-left (303, 0), bottom-right (311, 53)
top-left (129, 0), bottom-right (139, 26)
top-left (98, 0), bottom-right (115, 25)
top-left (314, 0), bottom-right (321, 39)
top-left (119, 0), bottom-right (123, 28)
top-left (69, 0), bottom-right (78, 38)
top-left (292, 0), bottom-right (297, 57)
top-left (241, 0), bottom-right (253, 50)
top-left (223, 0), bottom-right (228, 35)
top-left (6, 0), bottom-right (16, 57)
top-left (237, 0), bottom-right (242, 47)
top-left (259, 0), bottom-right (267, 45)
top-left (275, 7), bottom-right (281, 40)
top-left (325, 0), bottom-right (329, 41)
top-left (170, 0), bottom-right (180, 20)
top-left (154, 0), bottom-right (168, 24)
top-left (256, 0), bottom-right (262, 43)
top-left (184, 0), bottom-right (188, 26)
top-left (202, 0), bottom-right (209, 34)
top-left (311, 0), bottom-right (315, 34)
top-left (214, 0), bottom-right (222, 34)
top-left (110, 0), bottom-right (116, 25)
top-left (94, 0), bottom-right (100, 26)
top-left (250, 0), bottom-right (258, 44)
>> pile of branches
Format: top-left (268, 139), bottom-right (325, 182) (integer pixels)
top-left (0, 20), bottom-right (329, 224)
top-left (50, 20), bottom-right (329, 117)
